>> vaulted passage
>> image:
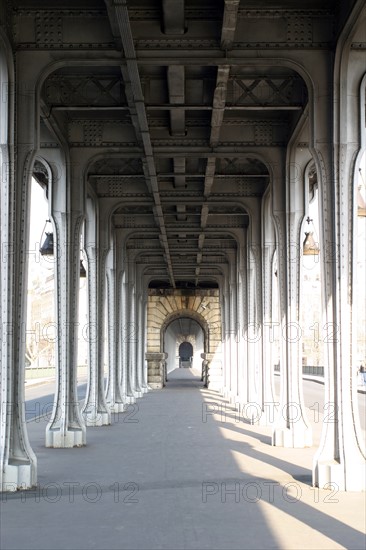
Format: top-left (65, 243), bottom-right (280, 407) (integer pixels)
top-left (1, 0), bottom-right (366, 537)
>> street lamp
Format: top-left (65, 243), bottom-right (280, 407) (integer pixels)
top-left (39, 219), bottom-right (54, 256)
top-left (303, 216), bottom-right (319, 256)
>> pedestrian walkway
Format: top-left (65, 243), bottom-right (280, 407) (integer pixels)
top-left (1, 369), bottom-right (365, 550)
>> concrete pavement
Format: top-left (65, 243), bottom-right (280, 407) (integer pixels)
top-left (1, 368), bottom-right (365, 550)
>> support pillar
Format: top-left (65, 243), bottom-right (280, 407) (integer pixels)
top-left (128, 278), bottom-right (143, 398)
top-left (0, 70), bottom-right (37, 488)
top-left (121, 279), bottom-right (135, 403)
top-left (141, 290), bottom-right (151, 390)
top-left (236, 270), bottom-right (245, 399)
top-left (222, 284), bottom-right (231, 397)
top-left (146, 353), bottom-right (168, 389)
top-left (136, 287), bottom-right (148, 393)
top-left (228, 249), bottom-right (239, 403)
top-left (116, 230), bottom-right (136, 405)
top-left (237, 232), bottom-right (248, 403)
top-left (105, 264), bottom-right (125, 412)
top-left (311, 63), bottom-right (366, 488)
top-left (261, 234), bottom-right (278, 425)
top-left (45, 157), bottom-right (86, 448)
top-left (255, 192), bottom-right (278, 426)
top-left (245, 240), bottom-right (262, 417)
top-left (201, 353), bottom-right (215, 387)
top-left (81, 198), bottom-right (111, 426)
top-left (272, 157), bottom-right (312, 448)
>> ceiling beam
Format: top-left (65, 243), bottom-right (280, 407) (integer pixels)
top-left (167, 65), bottom-right (187, 194)
top-left (210, 66), bottom-right (230, 148)
top-left (167, 65), bottom-right (186, 137)
top-left (51, 104), bottom-right (302, 111)
top-left (195, 0), bottom-right (240, 270)
top-left (162, 0), bottom-right (185, 35)
top-left (89, 173), bottom-right (269, 179)
top-left (221, 0), bottom-right (240, 50)
top-left (148, 105), bottom-right (301, 110)
top-left (111, 0), bottom-right (176, 287)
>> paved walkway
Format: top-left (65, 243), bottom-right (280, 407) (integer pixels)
top-left (1, 369), bottom-right (365, 550)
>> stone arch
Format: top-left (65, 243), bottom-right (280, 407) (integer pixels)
top-left (165, 317), bottom-right (204, 371)
top-left (146, 289), bottom-right (222, 388)
top-left (160, 309), bottom-right (210, 355)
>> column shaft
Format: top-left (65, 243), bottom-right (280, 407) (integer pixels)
top-left (45, 155), bottom-right (86, 448)
top-left (261, 238), bottom-right (278, 425)
top-left (82, 199), bottom-right (110, 426)
top-left (313, 140), bottom-right (366, 490)
top-left (105, 266), bottom-right (125, 412)
top-left (272, 159), bottom-right (312, 448)
top-left (0, 95), bottom-right (37, 488)
top-left (46, 210), bottom-right (86, 447)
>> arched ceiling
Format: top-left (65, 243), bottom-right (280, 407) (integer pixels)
top-left (27, 0), bottom-right (355, 287)
top-left (169, 318), bottom-right (203, 340)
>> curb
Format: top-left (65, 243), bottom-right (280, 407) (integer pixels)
top-left (25, 377), bottom-right (55, 389)
top-left (275, 372), bottom-right (366, 394)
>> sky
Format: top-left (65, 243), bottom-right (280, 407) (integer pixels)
top-left (28, 178), bottom-right (53, 281)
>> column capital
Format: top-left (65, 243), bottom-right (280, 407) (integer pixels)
top-left (201, 352), bottom-right (215, 362)
top-left (146, 352), bottom-right (168, 361)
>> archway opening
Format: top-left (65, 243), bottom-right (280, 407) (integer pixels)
top-left (179, 342), bottom-right (193, 367)
top-left (164, 316), bottom-right (206, 380)
top-left (355, 149), bottom-right (366, 441)
top-left (26, 172), bottom-right (55, 382)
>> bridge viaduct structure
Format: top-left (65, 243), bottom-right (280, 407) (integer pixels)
top-left (0, 0), bottom-right (365, 494)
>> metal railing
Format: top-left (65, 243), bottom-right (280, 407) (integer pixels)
top-left (302, 365), bottom-right (324, 376)
top-left (274, 364), bottom-right (324, 377)
top-left (25, 364), bottom-right (88, 380)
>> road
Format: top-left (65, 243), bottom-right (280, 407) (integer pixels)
top-left (24, 378), bottom-right (88, 422)
top-left (25, 376), bottom-right (365, 433)
top-left (274, 377), bottom-right (366, 433)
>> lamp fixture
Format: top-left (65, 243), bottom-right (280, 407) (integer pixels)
top-left (303, 216), bottom-right (319, 256)
top-left (80, 259), bottom-right (87, 278)
top-left (39, 219), bottom-right (54, 256)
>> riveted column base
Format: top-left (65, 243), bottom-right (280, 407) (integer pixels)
top-left (1, 462), bottom-right (37, 492)
top-left (228, 391), bottom-right (239, 406)
top-left (257, 403), bottom-right (279, 427)
top-left (124, 395), bottom-right (137, 404)
top-left (45, 427), bottom-right (86, 448)
top-left (272, 425), bottom-right (312, 448)
top-left (313, 459), bottom-right (366, 492)
top-left (83, 407), bottom-right (111, 427)
top-left (108, 401), bottom-right (126, 413)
